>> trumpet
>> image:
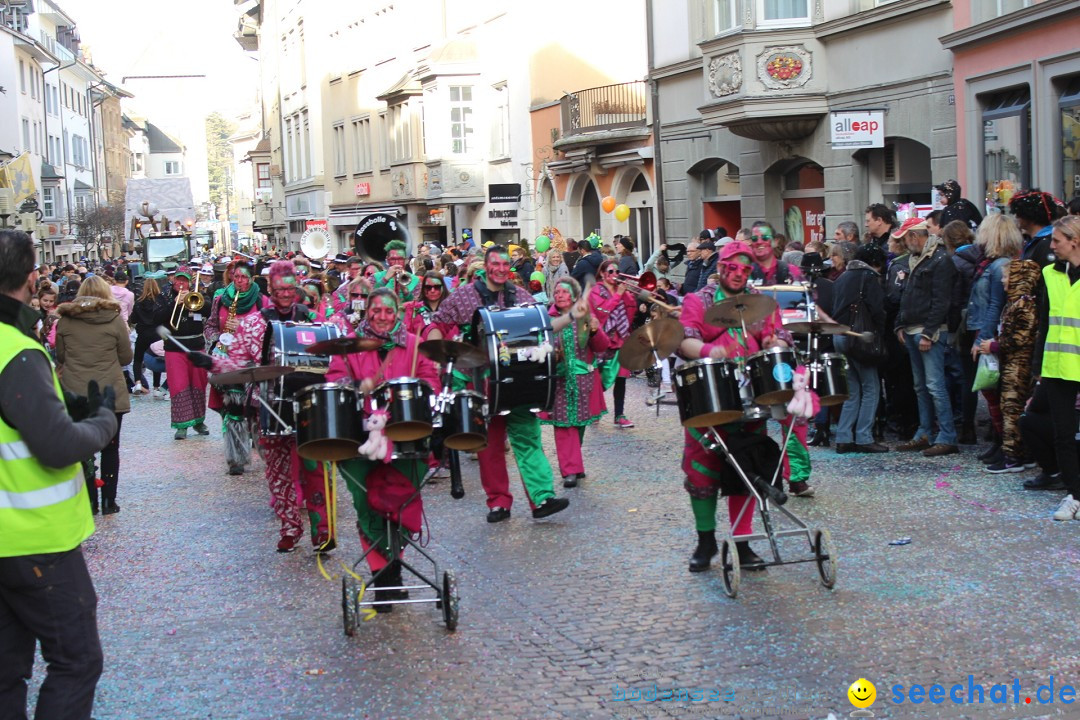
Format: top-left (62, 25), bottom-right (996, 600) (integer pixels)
top-left (616, 270), bottom-right (657, 295)
top-left (170, 272), bottom-right (205, 327)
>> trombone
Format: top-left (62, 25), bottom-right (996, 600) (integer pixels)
top-left (170, 271), bottom-right (206, 327)
top-left (616, 270), bottom-right (658, 295)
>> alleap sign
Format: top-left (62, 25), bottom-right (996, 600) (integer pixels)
top-left (830, 111), bottom-right (884, 148)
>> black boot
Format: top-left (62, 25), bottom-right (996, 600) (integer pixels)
top-left (371, 571), bottom-right (395, 613)
top-left (978, 437), bottom-right (1001, 462)
top-left (381, 560), bottom-right (409, 600)
top-left (688, 531), bottom-right (718, 573)
top-left (101, 499), bottom-right (120, 515)
top-left (958, 422), bottom-right (977, 445)
top-left (736, 542), bottom-right (767, 571)
top-left (808, 422), bottom-right (830, 447)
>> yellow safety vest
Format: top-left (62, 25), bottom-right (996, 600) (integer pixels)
top-left (0, 323), bottom-right (94, 557)
top-left (1041, 264), bottom-right (1080, 382)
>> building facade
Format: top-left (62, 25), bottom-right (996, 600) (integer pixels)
top-left (942, 0), bottom-right (1080, 210)
top-left (235, 0), bottom-right (651, 258)
top-left (651, 0), bottom-right (957, 247)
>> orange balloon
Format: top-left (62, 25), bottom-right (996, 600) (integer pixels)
top-left (614, 204), bottom-right (630, 222)
top-left (601, 196), bottom-right (616, 214)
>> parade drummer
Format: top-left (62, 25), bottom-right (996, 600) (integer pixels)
top-left (677, 241), bottom-right (793, 572)
top-left (539, 277), bottom-right (611, 488)
top-left (429, 245), bottom-right (585, 523)
top-left (374, 240), bottom-right (420, 302)
top-left (165, 267), bottom-right (211, 440)
top-left (188, 261), bottom-right (330, 553)
top-left (204, 258), bottom-right (267, 476)
top-left (325, 288), bottom-right (441, 611)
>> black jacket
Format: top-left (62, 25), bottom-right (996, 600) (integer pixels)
top-left (570, 249), bottom-right (604, 284)
top-left (896, 240), bottom-right (957, 333)
top-left (951, 244), bottom-right (984, 308)
top-left (832, 262), bottom-right (885, 331)
top-left (939, 198), bottom-right (983, 231)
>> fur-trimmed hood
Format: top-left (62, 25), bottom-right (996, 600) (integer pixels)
top-left (56, 295), bottom-right (122, 324)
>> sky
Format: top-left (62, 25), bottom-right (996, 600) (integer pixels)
top-left (62, 0), bottom-right (260, 203)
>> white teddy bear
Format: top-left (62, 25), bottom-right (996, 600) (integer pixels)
top-left (358, 408), bottom-right (392, 462)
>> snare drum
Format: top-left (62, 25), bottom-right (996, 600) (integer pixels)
top-left (443, 390), bottom-right (488, 451)
top-left (372, 377), bottom-right (434, 442)
top-left (809, 353), bottom-right (849, 407)
top-left (472, 305), bottom-right (555, 416)
top-left (673, 358), bottom-right (743, 427)
top-left (746, 347), bottom-right (799, 405)
top-left (294, 384), bottom-right (366, 462)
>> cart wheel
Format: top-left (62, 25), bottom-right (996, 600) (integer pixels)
top-left (813, 529), bottom-right (837, 589)
top-left (441, 570), bottom-right (459, 631)
top-left (719, 538), bottom-right (740, 598)
top-left (342, 577), bottom-right (359, 636)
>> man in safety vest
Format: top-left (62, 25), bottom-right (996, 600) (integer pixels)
top-left (0, 229), bottom-right (118, 719)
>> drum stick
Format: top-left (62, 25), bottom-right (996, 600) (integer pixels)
top-left (157, 325), bottom-right (195, 354)
top-left (842, 330), bottom-right (875, 342)
top-left (409, 335), bottom-right (419, 377)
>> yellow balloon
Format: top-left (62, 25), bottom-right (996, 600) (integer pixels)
top-left (614, 204), bottom-right (630, 222)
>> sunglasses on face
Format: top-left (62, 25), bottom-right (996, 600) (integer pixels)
top-left (722, 262), bottom-right (753, 276)
top-left (752, 236), bottom-right (773, 244)
top-left (604, 268), bottom-right (619, 274)
top-left (424, 284), bottom-right (443, 290)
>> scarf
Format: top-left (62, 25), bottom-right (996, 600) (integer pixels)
top-left (711, 285), bottom-right (747, 348)
top-left (358, 319), bottom-right (408, 351)
top-left (219, 281), bottom-right (263, 315)
top-left (596, 284), bottom-right (630, 338)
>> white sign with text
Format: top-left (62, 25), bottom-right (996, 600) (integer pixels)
top-left (830, 111), bottom-right (884, 148)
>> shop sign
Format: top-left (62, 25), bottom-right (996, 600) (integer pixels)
top-left (830, 111), bottom-right (884, 148)
top-left (355, 182), bottom-right (371, 197)
top-left (488, 183), bottom-right (521, 203)
top-left (782, 197), bottom-right (825, 246)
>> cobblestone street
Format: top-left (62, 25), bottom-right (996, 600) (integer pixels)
top-left (42, 379), bottom-right (1080, 719)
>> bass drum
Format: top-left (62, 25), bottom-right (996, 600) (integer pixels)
top-left (472, 305), bottom-right (555, 416)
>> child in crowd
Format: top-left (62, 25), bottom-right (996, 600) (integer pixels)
top-left (978, 259), bottom-right (1040, 473)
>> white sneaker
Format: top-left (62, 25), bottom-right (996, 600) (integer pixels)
top-left (1052, 494), bottom-right (1080, 521)
top-left (153, 388), bottom-right (167, 400)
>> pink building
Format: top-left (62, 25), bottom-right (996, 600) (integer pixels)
top-left (942, 0), bottom-right (1080, 211)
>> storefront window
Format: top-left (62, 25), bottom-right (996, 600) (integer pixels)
top-left (1061, 76), bottom-right (1080, 205)
top-left (981, 87), bottom-right (1031, 212)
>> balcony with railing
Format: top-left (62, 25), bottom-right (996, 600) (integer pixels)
top-left (560, 81), bottom-right (649, 137)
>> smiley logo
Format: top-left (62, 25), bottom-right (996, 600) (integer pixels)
top-left (848, 678), bottom-right (876, 709)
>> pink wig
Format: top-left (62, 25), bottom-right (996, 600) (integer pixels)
top-left (268, 260), bottom-right (297, 287)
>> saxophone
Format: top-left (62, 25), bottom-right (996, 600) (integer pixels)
top-left (217, 293), bottom-right (241, 352)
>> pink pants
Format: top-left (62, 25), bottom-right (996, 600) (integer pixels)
top-left (728, 495), bottom-right (755, 536)
top-left (552, 426), bottom-right (586, 477)
top-left (260, 435), bottom-right (329, 544)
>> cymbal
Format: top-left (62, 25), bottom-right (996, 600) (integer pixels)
top-left (619, 317), bottom-right (685, 371)
top-left (703, 294), bottom-right (778, 327)
top-left (419, 339), bottom-right (488, 369)
top-left (305, 336), bottom-right (384, 355)
top-left (210, 365), bottom-right (295, 386)
top-left (784, 321), bottom-right (852, 335)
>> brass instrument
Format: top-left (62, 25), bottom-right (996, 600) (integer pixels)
top-left (616, 270), bottom-right (657, 295)
top-left (170, 272), bottom-right (206, 327)
top-left (218, 291), bottom-right (241, 349)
